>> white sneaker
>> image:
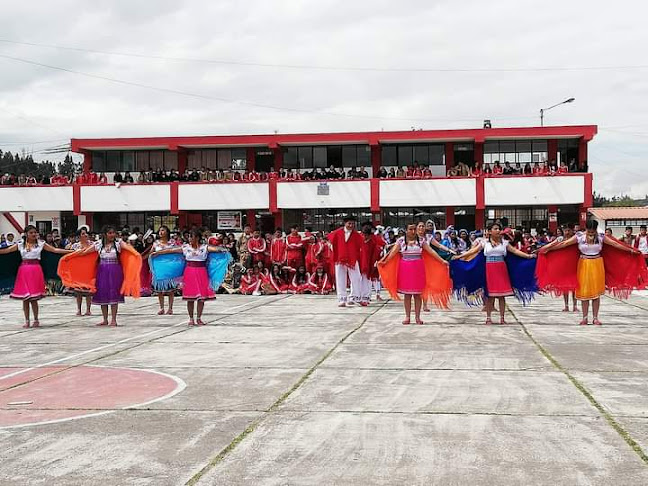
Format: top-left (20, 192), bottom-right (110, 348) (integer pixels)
top-left (252, 291), bottom-right (261, 296)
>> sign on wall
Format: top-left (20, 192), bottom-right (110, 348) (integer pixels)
top-left (317, 182), bottom-right (329, 195)
top-left (217, 211), bottom-right (242, 231)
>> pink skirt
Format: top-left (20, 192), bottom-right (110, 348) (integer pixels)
top-left (11, 262), bottom-right (46, 301)
top-left (397, 258), bottom-right (425, 295)
top-left (485, 261), bottom-right (514, 297)
top-left (182, 265), bottom-right (215, 301)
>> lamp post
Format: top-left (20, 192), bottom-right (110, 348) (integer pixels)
top-left (540, 97), bottom-right (575, 126)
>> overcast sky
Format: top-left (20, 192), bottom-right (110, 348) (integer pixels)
top-left (0, 0), bottom-right (646, 197)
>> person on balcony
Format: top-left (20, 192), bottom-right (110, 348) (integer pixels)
top-left (532, 162), bottom-right (543, 175)
top-left (513, 162), bottom-right (522, 174)
top-left (503, 162), bottom-right (515, 175)
top-left (412, 164), bottom-right (423, 178)
top-left (492, 161), bottom-right (503, 175)
top-left (422, 165), bottom-right (433, 178)
top-left (396, 166), bottom-right (405, 178)
top-left (483, 163), bottom-right (493, 175)
top-left (388, 167), bottom-right (396, 178)
top-left (523, 162), bottom-right (532, 175)
top-left (377, 167), bottom-right (388, 178)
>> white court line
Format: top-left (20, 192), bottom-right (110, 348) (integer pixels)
top-left (0, 366), bottom-right (187, 430)
top-left (0, 298), bottom-right (263, 383)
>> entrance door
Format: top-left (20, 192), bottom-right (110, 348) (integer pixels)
top-left (36, 220), bottom-right (52, 236)
top-left (255, 152), bottom-right (274, 173)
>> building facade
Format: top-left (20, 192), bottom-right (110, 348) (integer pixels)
top-left (0, 125), bottom-right (596, 237)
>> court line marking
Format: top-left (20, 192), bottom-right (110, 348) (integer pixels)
top-left (0, 298), bottom-right (268, 383)
top-left (0, 365), bottom-right (187, 430)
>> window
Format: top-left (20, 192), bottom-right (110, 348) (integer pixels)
top-left (342, 146), bottom-right (357, 167)
top-left (313, 146), bottom-right (327, 168)
top-left (397, 145), bottom-right (413, 167)
top-left (482, 140), bottom-right (548, 165)
top-left (298, 146), bottom-right (313, 169)
top-left (357, 145), bottom-right (370, 168)
top-left (231, 148), bottom-right (247, 170)
top-left (283, 147), bottom-right (298, 169)
top-left (381, 144), bottom-right (445, 167)
top-left (381, 146), bottom-right (397, 166)
top-left (106, 152), bottom-right (120, 172)
top-left (414, 145), bottom-right (429, 165)
top-left (122, 152), bottom-right (135, 172)
top-left (93, 151), bottom-right (106, 172)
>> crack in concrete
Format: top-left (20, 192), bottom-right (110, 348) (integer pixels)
top-left (508, 305), bottom-right (648, 466)
top-left (184, 299), bottom-right (388, 486)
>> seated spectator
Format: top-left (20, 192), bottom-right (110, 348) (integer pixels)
top-left (523, 163), bottom-right (532, 175)
top-left (308, 266), bottom-right (332, 294)
top-left (405, 165), bottom-right (414, 178)
top-left (377, 167), bottom-right (388, 178)
top-left (137, 171), bottom-right (146, 183)
top-left (483, 163), bottom-right (493, 175)
top-left (514, 162), bottom-right (522, 174)
top-left (492, 162), bottom-right (503, 175)
top-left (39, 174), bottom-right (51, 185)
top-left (532, 162), bottom-right (543, 175)
top-left (503, 162), bottom-right (515, 175)
top-left (239, 268), bottom-right (262, 295)
top-left (123, 171), bottom-right (134, 183)
top-left (412, 164), bottom-right (423, 178)
top-left (471, 163), bottom-right (482, 177)
top-left (113, 171), bottom-right (123, 183)
top-left (18, 174), bottom-right (27, 185)
top-left (422, 166), bottom-right (433, 178)
top-left (313, 168), bottom-right (325, 180)
top-left (447, 165), bottom-right (459, 177)
top-left (547, 160), bottom-right (558, 174)
top-left (26, 175), bottom-right (37, 185)
top-left (200, 167), bottom-right (209, 182)
top-left (456, 162), bottom-right (471, 177)
top-left (388, 168), bottom-right (396, 178)
top-left (336, 167), bottom-right (345, 179)
top-left (557, 161), bottom-right (568, 174)
top-left (325, 165), bottom-right (337, 179)
top-left (396, 166), bottom-right (405, 178)
top-left (98, 172), bottom-right (108, 183)
top-left (346, 167), bottom-right (357, 179)
top-left (289, 265), bottom-right (312, 294)
top-left (568, 158), bottom-right (578, 172)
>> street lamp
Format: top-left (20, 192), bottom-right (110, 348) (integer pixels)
top-left (540, 97), bottom-right (575, 126)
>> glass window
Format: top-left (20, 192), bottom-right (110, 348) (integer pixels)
top-left (382, 146), bottom-right (397, 166)
top-left (532, 140), bottom-right (548, 152)
top-left (398, 145), bottom-right (413, 167)
top-left (357, 145), bottom-right (370, 168)
top-left (188, 150), bottom-right (201, 169)
top-left (93, 151), bottom-right (106, 172)
top-left (284, 147), bottom-right (298, 169)
top-left (414, 145), bottom-right (429, 165)
top-left (499, 141), bottom-right (515, 153)
top-left (342, 145), bottom-right (357, 167)
top-left (505, 153), bottom-right (516, 163)
top-left (430, 145), bottom-right (445, 165)
top-left (122, 151), bottom-right (135, 172)
top-left (106, 151), bottom-right (120, 172)
top-left (516, 141), bottom-right (531, 153)
top-left (484, 141), bottom-right (499, 154)
top-left (313, 146), bottom-right (327, 168)
top-left (298, 146), bottom-right (313, 168)
top-left (200, 150), bottom-right (217, 169)
top-left (135, 151), bottom-right (149, 171)
top-left (149, 151), bottom-right (164, 170)
top-left (231, 148), bottom-right (247, 170)
top-left (518, 152), bottom-right (532, 163)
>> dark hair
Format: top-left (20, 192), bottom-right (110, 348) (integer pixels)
top-left (271, 263), bottom-right (282, 278)
top-left (641, 225), bottom-right (647, 230)
top-left (586, 220), bottom-right (599, 231)
top-left (626, 226), bottom-right (633, 231)
top-left (23, 224), bottom-right (38, 243)
top-left (189, 228), bottom-right (203, 242)
top-left (100, 225), bottom-right (116, 249)
top-left (76, 227), bottom-right (88, 237)
top-left (158, 225), bottom-right (171, 240)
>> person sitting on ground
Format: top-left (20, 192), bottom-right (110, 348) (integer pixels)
top-left (239, 267), bottom-right (262, 295)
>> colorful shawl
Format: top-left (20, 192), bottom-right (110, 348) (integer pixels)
top-left (208, 251), bottom-right (233, 290)
top-left (378, 252), bottom-right (452, 309)
top-left (149, 253), bottom-right (186, 291)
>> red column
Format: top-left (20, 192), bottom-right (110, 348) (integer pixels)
top-left (370, 178), bottom-right (380, 212)
top-left (273, 147), bottom-right (283, 171)
top-left (82, 150), bottom-right (92, 174)
top-left (177, 149), bottom-right (188, 176)
top-left (578, 137), bottom-right (587, 170)
top-left (82, 212), bottom-right (94, 231)
top-left (246, 147), bottom-right (256, 171)
top-left (170, 182), bottom-right (179, 215)
top-left (370, 144), bottom-right (381, 176)
top-left (474, 141), bottom-right (484, 169)
top-left (547, 205), bottom-right (558, 233)
top-left (444, 142), bottom-right (454, 175)
top-left (445, 207), bottom-right (455, 227)
top-left (584, 173), bottom-right (593, 207)
top-left (273, 212), bottom-right (283, 230)
top-left (547, 139), bottom-right (558, 164)
top-left (72, 183), bottom-right (81, 216)
top-left (247, 209), bottom-right (256, 231)
top-left (474, 209), bottom-right (485, 231)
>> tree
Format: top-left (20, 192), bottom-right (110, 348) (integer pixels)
top-left (57, 154), bottom-right (81, 179)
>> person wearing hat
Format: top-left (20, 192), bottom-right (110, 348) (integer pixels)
top-left (326, 216), bottom-right (363, 307)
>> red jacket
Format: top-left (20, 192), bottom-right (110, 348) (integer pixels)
top-left (327, 227), bottom-right (363, 267)
top-left (360, 235), bottom-right (385, 278)
top-left (271, 237), bottom-right (287, 263)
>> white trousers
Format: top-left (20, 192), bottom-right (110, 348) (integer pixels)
top-left (359, 275), bottom-right (372, 302)
top-left (335, 262), bottom-right (362, 302)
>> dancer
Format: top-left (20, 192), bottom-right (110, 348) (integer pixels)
top-left (542, 223), bottom-right (578, 312)
top-left (70, 225), bottom-right (142, 327)
top-left (0, 225), bottom-right (71, 328)
top-left (69, 227), bottom-right (94, 316)
top-left (538, 220), bottom-right (645, 325)
top-left (453, 222), bottom-right (537, 325)
top-left (308, 266), bottom-right (333, 294)
top-left (150, 228), bottom-right (231, 325)
top-left (151, 225), bottom-right (178, 315)
top-left (378, 223), bottom-right (453, 325)
top-left (327, 216), bottom-right (363, 307)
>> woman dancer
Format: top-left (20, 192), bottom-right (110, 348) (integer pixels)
top-left (151, 225), bottom-right (177, 315)
top-left (416, 221), bottom-right (455, 312)
top-left (76, 225), bottom-right (141, 327)
top-left (0, 225), bottom-right (71, 328)
top-left (378, 223), bottom-right (452, 325)
top-left (70, 227), bottom-right (94, 316)
top-left (539, 220), bottom-right (644, 325)
top-left (151, 228), bottom-right (230, 326)
top-left (455, 222), bottom-right (536, 325)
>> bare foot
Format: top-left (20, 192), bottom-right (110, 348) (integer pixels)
top-left (32, 321), bottom-right (40, 328)
top-left (402, 319), bottom-right (411, 325)
top-left (22, 322), bottom-right (30, 329)
top-left (76, 311), bottom-right (82, 316)
top-left (423, 306), bottom-right (431, 313)
top-left (166, 309), bottom-right (173, 315)
top-left (84, 310), bottom-right (92, 316)
top-left (109, 321), bottom-right (119, 327)
top-left (197, 319), bottom-right (206, 326)
top-left (562, 307), bottom-right (569, 312)
top-left (96, 321), bottom-right (108, 326)
top-left (415, 318), bottom-right (424, 325)
top-left (157, 309), bottom-right (165, 315)
top-left (188, 320), bottom-right (196, 326)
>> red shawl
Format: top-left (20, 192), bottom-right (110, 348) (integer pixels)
top-left (536, 236), bottom-right (648, 298)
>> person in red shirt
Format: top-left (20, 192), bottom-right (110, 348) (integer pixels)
top-left (412, 165), bottom-right (423, 179)
top-left (270, 228), bottom-right (287, 265)
top-left (98, 172), bottom-right (108, 184)
top-left (247, 229), bottom-right (267, 265)
top-left (268, 168), bottom-right (278, 180)
top-left (492, 162), bottom-right (503, 175)
top-left (358, 223), bottom-right (385, 306)
top-left (261, 263), bottom-right (290, 294)
top-left (305, 232), bottom-right (327, 275)
top-left (557, 161), bottom-right (568, 174)
top-left (302, 227), bottom-right (315, 260)
top-left (405, 166), bottom-right (414, 178)
top-left (308, 266), bottom-right (333, 294)
top-left (422, 166), bottom-right (433, 178)
top-left (239, 268), bottom-right (262, 295)
top-left (286, 225), bottom-right (304, 269)
top-left (532, 162), bottom-right (543, 175)
top-left (327, 216), bottom-right (363, 307)
top-left (289, 265), bottom-right (311, 294)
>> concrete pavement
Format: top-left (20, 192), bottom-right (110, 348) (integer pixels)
top-left (0, 292), bottom-right (647, 485)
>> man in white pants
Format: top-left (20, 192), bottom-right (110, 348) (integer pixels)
top-left (327, 216), bottom-right (363, 307)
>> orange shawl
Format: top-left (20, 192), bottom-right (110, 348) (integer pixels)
top-left (58, 244), bottom-right (142, 298)
top-left (378, 252), bottom-right (452, 309)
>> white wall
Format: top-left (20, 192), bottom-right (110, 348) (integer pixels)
top-left (277, 181), bottom-right (371, 209)
top-left (179, 183), bottom-right (269, 210)
top-left (485, 176), bottom-right (585, 206)
top-left (81, 184), bottom-right (171, 212)
top-left (380, 179), bottom-right (476, 207)
top-left (0, 186), bottom-right (73, 212)
top-left (0, 212), bottom-right (25, 236)
top-left (27, 212), bottom-right (62, 231)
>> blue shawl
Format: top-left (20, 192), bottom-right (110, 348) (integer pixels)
top-left (149, 251), bottom-right (232, 292)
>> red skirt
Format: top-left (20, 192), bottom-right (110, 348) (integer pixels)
top-left (10, 261), bottom-right (46, 301)
top-left (182, 265), bottom-right (215, 301)
top-left (485, 261), bottom-right (513, 297)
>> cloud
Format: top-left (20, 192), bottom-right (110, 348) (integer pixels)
top-left (0, 0), bottom-right (646, 196)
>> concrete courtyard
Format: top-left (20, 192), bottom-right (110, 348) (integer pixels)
top-left (0, 292), bottom-right (647, 485)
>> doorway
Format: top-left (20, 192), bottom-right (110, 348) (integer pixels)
top-left (255, 151), bottom-right (274, 173)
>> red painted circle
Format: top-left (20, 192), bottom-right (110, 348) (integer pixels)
top-left (0, 366), bottom-right (182, 428)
